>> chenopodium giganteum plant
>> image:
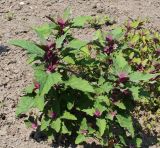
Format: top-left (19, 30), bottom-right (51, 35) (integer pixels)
top-left (10, 8), bottom-right (160, 147)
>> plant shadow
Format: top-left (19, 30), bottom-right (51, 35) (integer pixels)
top-left (30, 130), bottom-right (48, 143)
top-left (0, 45), bottom-right (10, 55)
top-left (133, 117), bottom-right (158, 148)
top-left (28, 118), bottom-right (159, 148)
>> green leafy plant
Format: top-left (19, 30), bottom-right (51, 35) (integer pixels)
top-left (9, 9), bottom-right (159, 147)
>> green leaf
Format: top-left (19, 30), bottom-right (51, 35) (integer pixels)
top-left (67, 39), bottom-right (87, 50)
top-left (16, 96), bottom-right (35, 116)
top-left (116, 114), bottom-right (134, 137)
top-left (56, 32), bottom-right (68, 48)
top-left (34, 23), bottom-right (52, 40)
top-left (24, 119), bottom-right (32, 128)
top-left (94, 101), bottom-right (106, 113)
top-left (41, 116), bottom-right (51, 131)
top-left (34, 69), bottom-right (46, 83)
top-left (40, 72), bottom-right (62, 93)
top-left (129, 86), bottom-right (140, 100)
top-left (66, 75), bottom-right (94, 93)
top-left (80, 118), bottom-right (88, 130)
top-left (51, 118), bottom-right (61, 132)
top-left (72, 16), bottom-right (92, 27)
top-left (27, 54), bottom-right (38, 64)
top-left (75, 134), bottom-right (86, 144)
top-left (61, 111), bottom-right (77, 120)
top-left (115, 144), bottom-right (123, 148)
top-left (67, 101), bottom-right (74, 110)
top-left (63, 56), bottom-right (75, 64)
top-left (131, 34), bottom-right (139, 44)
top-left (9, 40), bottom-right (45, 57)
top-left (101, 82), bottom-right (113, 93)
top-left (82, 108), bottom-right (94, 116)
top-left (96, 82), bottom-right (113, 94)
top-left (63, 7), bottom-right (71, 21)
top-left (93, 29), bottom-right (105, 46)
top-left (97, 96), bottom-right (110, 106)
top-left (112, 53), bottom-right (131, 74)
top-left (23, 84), bottom-right (34, 94)
top-left (111, 27), bottom-right (124, 40)
top-left (80, 46), bottom-right (90, 57)
top-left (129, 72), bottom-right (157, 82)
top-left (49, 22), bottom-right (57, 29)
top-left (136, 138), bottom-right (142, 147)
top-left (158, 86), bottom-right (160, 91)
top-left (38, 72), bottom-right (62, 96)
top-left (131, 20), bottom-right (141, 28)
top-left (119, 135), bottom-right (127, 146)
top-left (61, 122), bottom-right (71, 134)
top-left (96, 119), bottom-right (106, 136)
top-left (35, 96), bottom-right (45, 111)
top-left (98, 76), bottom-right (105, 86)
top-left (114, 101), bottom-right (126, 110)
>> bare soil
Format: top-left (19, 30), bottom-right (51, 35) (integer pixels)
top-left (0, 0), bottom-right (160, 148)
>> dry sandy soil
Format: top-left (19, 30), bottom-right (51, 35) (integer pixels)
top-left (0, 0), bottom-right (160, 148)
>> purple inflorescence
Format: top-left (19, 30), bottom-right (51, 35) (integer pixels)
top-left (94, 109), bottom-right (102, 117)
top-left (103, 35), bottom-right (115, 55)
top-left (118, 72), bottom-right (129, 83)
top-left (50, 112), bottom-right (57, 119)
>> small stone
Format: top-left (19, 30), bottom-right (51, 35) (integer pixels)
top-left (86, 1), bottom-right (90, 5)
top-left (97, 8), bottom-right (105, 13)
top-left (3, 77), bottom-right (10, 85)
top-left (13, 69), bottom-right (19, 74)
top-left (14, 5), bottom-right (22, 11)
top-left (19, 2), bottom-right (25, 5)
top-left (92, 4), bottom-right (97, 9)
top-left (96, 3), bottom-right (101, 8)
top-left (0, 127), bottom-right (7, 136)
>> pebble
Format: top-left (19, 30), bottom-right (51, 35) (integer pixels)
top-left (46, 3), bottom-right (52, 7)
top-left (92, 4), bottom-right (97, 9)
top-left (19, 2), bottom-right (25, 5)
top-left (0, 127), bottom-right (7, 136)
top-left (2, 77), bottom-right (10, 85)
top-left (14, 5), bottom-right (22, 11)
top-left (58, 0), bottom-right (64, 2)
top-left (97, 8), bottom-right (105, 13)
top-left (86, 1), bottom-right (90, 5)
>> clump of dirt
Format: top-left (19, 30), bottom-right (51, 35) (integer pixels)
top-left (0, 0), bottom-right (160, 147)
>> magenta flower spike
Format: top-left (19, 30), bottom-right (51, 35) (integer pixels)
top-left (154, 63), bottom-right (160, 70)
top-left (47, 64), bottom-right (55, 72)
top-left (80, 130), bottom-right (88, 135)
top-left (122, 89), bottom-right (130, 95)
top-left (94, 109), bottom-right (102, 118)
top-left (33, 82), bottom-right (40, 92)
top-left (129, 144), bottom-right (135, 148)
top-left (47, 50), bottom-right (53, 59)
top-left (32, 123), bottom-right (38, 129)
top-left (104, 46), bottom-right (114, 55)
top-left (57, 18), bottom-right (66, 29)
top-left (111, 111), bottom-right (117, 118)
top-left (118, 72), bottom-right (129, 83)
top-left (136, 64), bottom-right (144, 71)
top-left (126, 21), bottom-right (131, 31)
top-left (46, 41), bottom-right (55, 50)
top-left (50, 112), bottom-right (57, 119)
top-left (106, 35), bottom-right (113, 42)
top-left (44, 51), bottom-right (52, 62)
top-left (153, 38), bottom-right (159, 44)
top-left (47, 60), bottom-right (58, 72)
top-left (34, 82), bottom-right (40, 89)
top-left (156, 49), bottom-right (160, 56)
